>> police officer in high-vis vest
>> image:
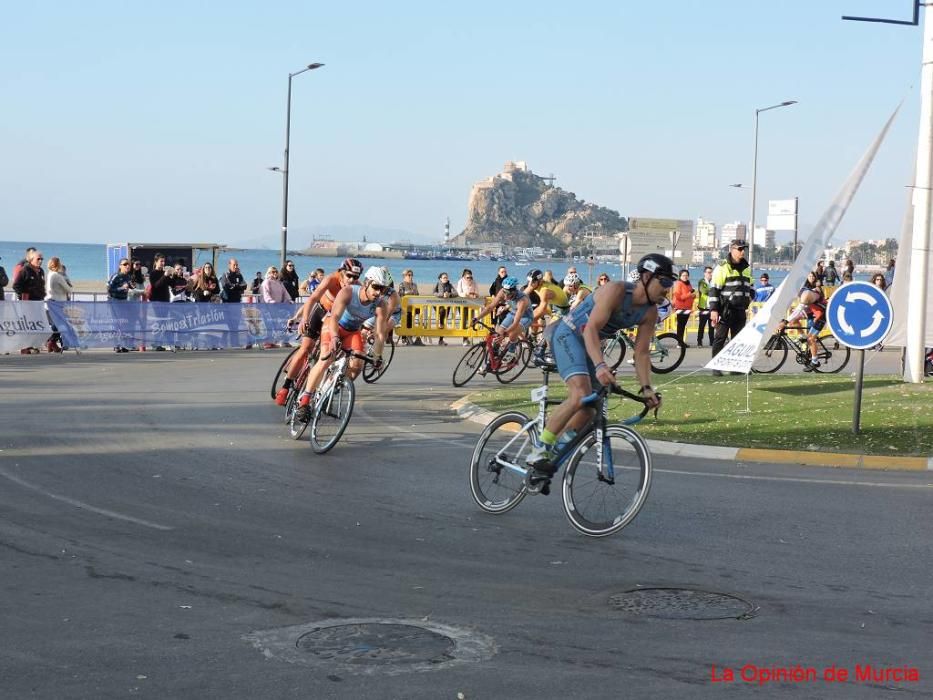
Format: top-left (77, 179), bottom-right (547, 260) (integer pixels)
top-left (709, 239), bottom-right (754, 374)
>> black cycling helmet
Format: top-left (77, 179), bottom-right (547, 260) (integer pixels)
top-left (527, 268), bottom-right (544, 283)
top-left (340, 257), bottom-right (363, 276)
top-left (636, 253), bottom-right (675, 279)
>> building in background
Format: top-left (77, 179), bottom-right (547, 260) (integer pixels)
top-left (695, 217), bottom-right (718, 249)
top-left (721, 222), bottom-right (748, 246)
top-left (753, 226), bottom-right (775, 249)
top-left (625, 217), bottom-right (695, 267)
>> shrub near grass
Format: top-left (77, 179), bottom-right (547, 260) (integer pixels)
top-left (467, 374), bottom-right (932, 458)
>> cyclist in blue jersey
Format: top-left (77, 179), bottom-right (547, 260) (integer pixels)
top-left (472, 276), bottom-right (533, 375)
top-left (525, 254), bottom-right (672, 486)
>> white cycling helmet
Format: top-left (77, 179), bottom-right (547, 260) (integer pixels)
top-left (363, 265), bottom-right (390, 286)
top-left (563, 272), bottom-right (581, 287)
top-left (380, 266), bottom-right (395, 289)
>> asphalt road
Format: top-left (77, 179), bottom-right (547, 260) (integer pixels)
top-left (0, 346), bottom-right (930, 699)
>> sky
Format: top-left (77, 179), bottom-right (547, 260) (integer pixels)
top-left (0, 0), bottom-right (926, 247)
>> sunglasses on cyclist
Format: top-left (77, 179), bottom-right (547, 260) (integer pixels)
top-left (656, 275), bottom-right (676, 289)
top-left (369, 283), bottom-right (387, 293)
top-left (345, 273), bottom-right (359, 280)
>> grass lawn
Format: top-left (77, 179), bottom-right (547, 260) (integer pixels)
top-left (466, 373), bottom-right (932, 458)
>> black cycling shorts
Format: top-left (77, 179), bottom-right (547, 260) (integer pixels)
top-left (302, 304), bottom-right (327, 339)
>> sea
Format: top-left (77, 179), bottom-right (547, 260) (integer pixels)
top-left (0, 240), bottom-right (872, 291)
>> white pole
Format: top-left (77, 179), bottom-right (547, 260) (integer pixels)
top-left (906, 8), bottom-right (933, 383)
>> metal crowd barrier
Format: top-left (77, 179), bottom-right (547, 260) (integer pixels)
top-left (396, 296), bottom-right (489, 339)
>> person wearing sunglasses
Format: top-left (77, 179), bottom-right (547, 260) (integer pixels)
top-left (709, 238), bottom-right (754, 374)
top-left (471, 276), bottom-right (534, 375)
top-left (294, 266), bottom-right (390, 423)
top-left (275, 258), bottom-right (362, 406)
top-left (524, 254), bottom-right (672, 488)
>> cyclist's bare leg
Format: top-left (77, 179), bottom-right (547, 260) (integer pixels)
top-left (544, 374), bottom-right (595, 441)
top-left (807, 334), bottom-right (819, 360)
top-left (303, 354), bottom-right (334, 396)
top-left (347, 358), bottom-right (364, 379)
top-left (287, 335), bottom-right (315, 380)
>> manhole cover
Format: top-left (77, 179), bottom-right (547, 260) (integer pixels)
top-left (609, 588), bottom-right (756, 620)
top-left (244, 618), bottom-right (497, 675)
top-left (296, 623), bottom-right (455, 665)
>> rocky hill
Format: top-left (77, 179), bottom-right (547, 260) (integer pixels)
top-left (451, 161), bottom-right (627, 249)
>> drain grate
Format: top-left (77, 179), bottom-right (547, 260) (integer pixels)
top-left (296, 623), bottom-right (455, 666)
top-left (244, 618), bottom-right (496, 675)
top-left (609, 587), bottom-right (756, 620)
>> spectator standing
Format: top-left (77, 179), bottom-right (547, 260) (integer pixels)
top-left (433, 272), bottom-right (457, 345)
top-left (709, 239), bottom-right (753, 374)
top-left (44, 256), bottom-right (72, 352)
top-left (695, 267), bottom-right (714, 347)
top-left (251, 271), bottom-right (263, 295)
top-left (597, 273), bottom-right (610, 286)
top-left (871, 272), bottom-right (888, 291)
top-left (397, 269), bottom-right (423, 345)
top-left (824, 260), bottom-right (839, 286)
top-left (489, 266), bottom-right (508, 296)
top-left (844, 258), bottom-right (855, 276)
top-left (13, 249), bottom-right (46, 301)
top-left (148, 254), bottom-right (171, 303)
top-left (300, 268), bottom-right (326, 295)
top-left (884, 259), bottom-right (896, 288)
top-left (220, 258), bottom-right (247, 303)
top-left (456, 269), bottom-right (479, 346)
top-left (814, 261), bottom-right (826, 285)
top-left (192, 262), bottom-right (219, 302)
top-left (261, 266), bottom-right (291, 303)
top-left (671, 269), bottom-right (695, 345)
top-left (0, 256), bottom-right (8, 300)
top-left (280, 260), bottom-right (300, 301)
top-left (168, 262), bottom-right (190, 302)
top-left (11, 247), bottom-right (37, 291)
top-left (107, 258), bottom-right (133, 352)
top-left (842, 271), bottom-right (854, 283)
top-left (130, 259), bottom-right (145, 288)
top-left (755, 273), bottom-right (775, 302)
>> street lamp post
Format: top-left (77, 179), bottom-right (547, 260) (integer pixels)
top-left (277, 62), bottom-right (324, 270)
top-left (749, 100), bottom-right (797, 270)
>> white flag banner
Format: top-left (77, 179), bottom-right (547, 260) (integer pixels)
top-left (0, 301), bottom-right (53, 353)
top-left (705, 105), bottom-right (901, 374)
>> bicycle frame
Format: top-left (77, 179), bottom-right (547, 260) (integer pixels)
top-left (489, 372), bottom-right (649, 486)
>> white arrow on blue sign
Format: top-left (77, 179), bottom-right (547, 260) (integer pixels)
top-left (826, 281), bottom-right (893, 350)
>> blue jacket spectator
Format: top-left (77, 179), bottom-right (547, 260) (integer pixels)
top-left (754, 274), bottom-right (775, 302)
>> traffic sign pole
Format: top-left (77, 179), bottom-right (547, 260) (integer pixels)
top-left (852, 349), bottom-right (865, 434)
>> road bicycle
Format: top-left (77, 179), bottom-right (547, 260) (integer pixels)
top-left (751, 325), bottom-right (850, 374)
top-left (360, 326), bottom-right (396, 384)
top-left (600, 329), bottom-right (686, 374)
top-left (301, 346), bottom-right (375, 454)
top-left (452, 320), bottom-right (532, 387)
top-left (468, 363), bottom-right (655, 537)
top-left (270, 323), bottom-right (317, 400)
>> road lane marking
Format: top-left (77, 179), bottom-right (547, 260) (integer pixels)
top-left (0, 466), bottom-right (174, 531)
top-left (654, 467), bottom-right (932, 490)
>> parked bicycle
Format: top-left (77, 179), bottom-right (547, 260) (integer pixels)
top-left (752, 325), bottom-right (850, 374)
top-left (600, 328), bottom-right (686, 374)
top-left (469, 363), bottom-right (655, 537)
top-left (452, 320), bottom-right (532, 387)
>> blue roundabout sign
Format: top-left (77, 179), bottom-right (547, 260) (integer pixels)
top-left (826, 281), bottom-right (893, 350)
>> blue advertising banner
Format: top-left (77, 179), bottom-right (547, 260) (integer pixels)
top-left (47, 301), bottom-right (295, 349)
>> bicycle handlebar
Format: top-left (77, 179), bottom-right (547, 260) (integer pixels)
top-left (595, 383), bottom-right (657, 424)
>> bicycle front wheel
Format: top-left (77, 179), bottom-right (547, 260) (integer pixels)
top-left (469, 411), bottom-right (533, 514)
top-left (270, 346), bottom-right (299, 399)
top-left (813, 334), bottom-right (850, 373)
top-left (751, 334), bottom-right (788, 374)
top-left (453, 344), bottom-right (486, 387)
top-left (650, 333), bottom-right (685, 374)
top-left (495, 339), bottom-right (532, 384)
top-left (310, 377), bottom-right (356, 454)
top-left (562, 425), bottom-right (652, 537)
top-left (363, 332), bottom-right (396, 384)
top-left (602, 334), bottom-right (627, 371)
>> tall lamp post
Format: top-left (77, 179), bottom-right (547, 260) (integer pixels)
top-left (749, 100), bottom-right (797, 270)
top-left (275, 62), bottom-right (324, 270)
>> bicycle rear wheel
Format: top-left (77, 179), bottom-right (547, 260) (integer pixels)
top-left (286, 366), bottom-right (312, 436)
top-left (813, 334), bottom-right (850, 373)
top-left (602, 334), bottom-right (626, 371)
top-left (469, 411), bottom-right (533, 514)
top-left (495, 339), bottom-right (532, 384)
top-left (650, 333), bottom-right (685, 374)
top-left (751, 334), bottom-right (788, 374)
top-left (562, 425), bottom-right (652, 537)
top-left (363, 332), bottom-right (396, 384)
top-left (453, 344), bottom-right (486, 387)
top-left (310, 376), bottom-right (356, 454)
top-left (270, 346), bottom-right (299, 399)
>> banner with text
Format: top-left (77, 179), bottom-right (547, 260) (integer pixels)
top-left (47, 301), bottom-right (295, 349)
top-left (0, 301), bottom-right (53, 353)
top-left (705, 105), bottom-right (900, 374)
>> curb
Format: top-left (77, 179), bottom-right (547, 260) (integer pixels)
top-left (450, 398), bottom-right (932, 472)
